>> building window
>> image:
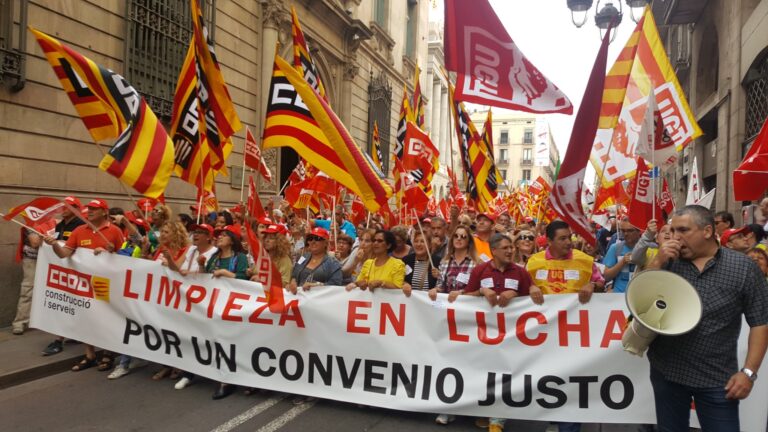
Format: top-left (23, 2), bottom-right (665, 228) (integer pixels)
top-left (523, 148), bottom-right (532, 161)
top-left (523, 128), bottom-right (533, 144)
top-left (405, 0), bottom-right (418, 58)
top-left (368, 72), bottom-right (392, 174)
top-left (126, 0), bottom-right (216, 121)
top-left (374, 0), bottom-right (388, 29)
top-left (499, 130), bottom-right (509, 145)
top-left (500, 169), bottom-right (507, 180)
top-left (0, 0), bottom-right (26, 90)
top-left (499, 148), bottom-right (508, 162)
top-left (522, 169), bottom-right (531, 181)
top-left (744, 53), bottom-right (768, 143)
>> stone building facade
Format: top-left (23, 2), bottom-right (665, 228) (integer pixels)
top-left (469, 110), bottom-right (560, 193)
top-left (651, 0), bottom-right (768, 221)
top-left (0, 0), bottom-right (429, 325)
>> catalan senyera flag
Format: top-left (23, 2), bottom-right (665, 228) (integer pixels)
top-left (411, 65), bottom-right (426, 129)
top-left (371, 121), bottom-right (384, 171)
top-left (170, 42), bottom-right (216, 192)
top-left (449, 84), bottom-right (494, 212)
top-left (394, 86), bottom-right (412, 159)
top-left (262, 56), bottom-right (392, 212)
top-left (31, 28), bottom-right (174, 198)
top-left (190, 0), bottom-right (241, 170)
top-left (590, 6), bottom-right (701, 187)
top-left (480, 109), bottom-right (503, 194)
top-left (291, 6), bottom-right (327, 101)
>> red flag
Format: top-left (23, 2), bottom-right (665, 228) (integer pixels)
top-left (394, 159), bottom-right (429, 213)
top-left (444, 0), bottom-right (572, 114)
top-left (659, 178), bottom-right (675, 216)
top-left (402, 122), bottom-right (439, 189)
top-left (244, 222), bottom-right (285, 313)
top-left (306, 172), bottom-right (337, 196)
top-left (549, 25), bottom-right (613, 246)
top-left (734, 116), bottom-right (768, 201)
top-left (4, 197), bottom-right (64, 224)
top-left (244, 126), bottom-right (273, 182)
top-left (247, 175), bottom-right (267, 220)
top-left (349, 195), bottom-right (366, 227)
top-left (447, 167), bottom-right (466, 209)
top-left (627, 158), bottom-right (664, 230)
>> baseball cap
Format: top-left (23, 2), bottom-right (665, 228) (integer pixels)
top-left (85, 199), bottom-right (109, 210)
top-left (215, 225), bottom-right (241, 241)
top-left (262, 224), bottom-right (281, 235)
top-left (721, 227), bottom-right (750, 246)
top-left (137, 198), bottom-right (156, 211)
top-left (190, 223), bottom-right (214, 236)
top-left (477, 212), bottom-right (496, 222)
top-left (307, 227), bottom-right (330, 240)
top-left (63, 196), bottom-right (81, 207)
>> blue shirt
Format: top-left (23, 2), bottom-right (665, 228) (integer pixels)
top-left (602, 242), bottom-right (635, 293)
top-left (314, 219), bottom-right (357, 240)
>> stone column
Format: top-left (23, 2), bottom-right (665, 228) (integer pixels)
top-left (425, 64), bottom-right (434, 132)
top-left (439, 86), bottom-right (449, 167)
top-left (260, 0), bottom-right (287, 193)
top-left (431, 79), bottom-right (442, 139)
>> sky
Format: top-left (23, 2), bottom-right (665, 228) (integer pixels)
top-left (429, 0), bottom-right (642, 185)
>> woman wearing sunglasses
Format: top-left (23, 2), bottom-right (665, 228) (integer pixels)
top-left (288, 227), bottom-right (343, 294)
top-left (346, 229), bottom-right (405, 293)
top-left (428, 225), bottom-right (479, 304)
top-left (512, 230), bottom-right (537, 266)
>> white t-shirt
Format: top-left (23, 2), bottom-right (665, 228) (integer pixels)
top-left (182, 246), bottom-right (219, 273)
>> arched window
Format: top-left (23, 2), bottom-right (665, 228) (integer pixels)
top-left (744, 52), bottom-right (768, 143)
top-left (368, 72), bottom-right (392, 174)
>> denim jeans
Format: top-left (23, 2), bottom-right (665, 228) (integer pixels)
top-left (650, 368), bottom-right (740, 432)
top-left (557, 422), bottom-right (581, 432)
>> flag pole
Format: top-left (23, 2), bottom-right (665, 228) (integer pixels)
top-left (62, 202), bottom-right (115, 248)
top-left (196, 167), bottom-right (205, 224)
top-left (412, 209), bottom-right (434, 267)
top-left (0, 214), bottom-right (46, 237)
top-left (239, 135), bottom-right (248, 203)
top-left (331, 193), bottom-right (337, 251)
top-left (92, 141), bottom-right (142, 213)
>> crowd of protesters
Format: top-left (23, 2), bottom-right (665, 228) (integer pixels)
top-left (10, 195), bottom-right (768, 432)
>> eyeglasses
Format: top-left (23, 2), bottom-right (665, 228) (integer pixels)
top-left (518, 235), bottom-right (535, 241)
top-left (306, 235), bottom-right (325, 242)
top-left (453, 234), bottom-right (468, 239)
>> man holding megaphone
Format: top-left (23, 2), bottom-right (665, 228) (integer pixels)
top-left (643, 205), bottom-right (768, 431)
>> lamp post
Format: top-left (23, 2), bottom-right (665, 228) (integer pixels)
top-left (567, 0), bottom-right (594, 28)
top-left (566, 0), bottom-right (649, 36)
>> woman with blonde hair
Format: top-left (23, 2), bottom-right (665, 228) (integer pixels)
top-left (512, 229), bottom-right (537, 266)
top-left (429, 225), bottom-right (479, 303)
top-left (148, 204), bottom-right (172, 250)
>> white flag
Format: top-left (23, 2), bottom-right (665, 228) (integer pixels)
top-left (685, 156), bottom-right (702, 205)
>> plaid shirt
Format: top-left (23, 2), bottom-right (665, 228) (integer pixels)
top-left (436, 255), bottom-right (476, 293)
top-left (649, 247), bottom-right (768, 387)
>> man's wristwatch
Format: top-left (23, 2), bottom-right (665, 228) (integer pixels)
top-left (741, 367), bottom-right (758, 382)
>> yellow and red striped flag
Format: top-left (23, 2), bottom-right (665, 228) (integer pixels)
top-left (263, 55), bottom-right (393, 212)
top-left (372, 121), bottom-right (383, 171)
top-left (170, 42), bottom-right (216, 192)
top-left (190, 0), bottom-right (241, 171)
top-left (411, 64), bottom-right (426, 129)
top-left (30, 28), bottom-right (174, 198)
top-left (291, 6), bottom-right (327, 101)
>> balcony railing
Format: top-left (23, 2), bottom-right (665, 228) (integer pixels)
top-left (520, 158), bottom-right (533, 166)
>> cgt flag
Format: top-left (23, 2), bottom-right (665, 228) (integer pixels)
top-left (262, 55), bottom-right (393, 212)
top-left (549, 25), bottom-right (614, 246)
top-left (444, 0), bottom-right (572, 114)
top-left (30, 28), bottom-right (174, 199)
top-left (245, 126), bottom-right (273, 182)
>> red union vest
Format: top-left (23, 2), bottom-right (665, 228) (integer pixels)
top-left (526, 249), bottom-right (593, 294)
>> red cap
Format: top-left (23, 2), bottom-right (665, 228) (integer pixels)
top-left (257, 217), bottom-right (273, 226)
top-left (721, 227), bottom-right (750, 246)
top-left (190, 223), bottom-right (214, 236)
top-left (231, 204), bottom-right (244, 214)
top-left (262, 224), bottom-right (281, 234)
top-left (85, 199), bottom-right (109, 210)
top-left (524, 216), bottom-right (534, 223)
top-left (307, 227), bottom-right (330, 240)
top-left (63, 196), bottom-right (81, 208)
top-left (477, 212), bottom-right (496, 222)
top-left (215, 225), bottom-right (241, 241)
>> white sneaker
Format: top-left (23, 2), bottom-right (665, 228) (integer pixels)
top-left (107, 365), bottom-right (130, 380)
top-left (545, 423), bottom-right (559, 432)
top-left (175, 377), bottom-right (192, 390)
top-left (435, 414), bottom-right (455, 425)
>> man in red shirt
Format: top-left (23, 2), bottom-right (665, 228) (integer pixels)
top-left (43, 198), bottom-right (124, 372)
top-left (466, 232), bottom-right (532, 307)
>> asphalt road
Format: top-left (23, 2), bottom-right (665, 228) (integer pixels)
top-left (0, 365), bottom-right (643, 432)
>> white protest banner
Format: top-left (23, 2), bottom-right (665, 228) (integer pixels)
top-left (31, 245), bottom-right (767, 431)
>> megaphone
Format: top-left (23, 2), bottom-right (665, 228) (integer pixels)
top-left (622, 270), bottom-right (702, 356)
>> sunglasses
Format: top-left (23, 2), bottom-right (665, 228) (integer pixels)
top-left (306, 235), bottom-right (326, 242)
top-left (453, 234), bottom-right (468, 239)
top-left (373, 238), bottom-right (386, 243)
top-left (518, 235), bottom-right (535, 241)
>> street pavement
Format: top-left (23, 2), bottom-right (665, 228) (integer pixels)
top-left (1, 328), bottom-right (643, 432)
